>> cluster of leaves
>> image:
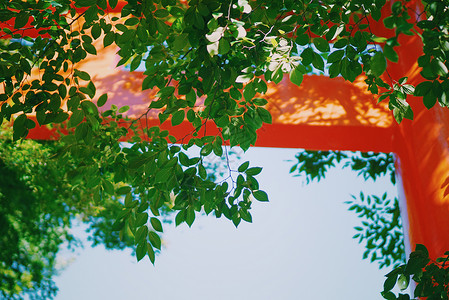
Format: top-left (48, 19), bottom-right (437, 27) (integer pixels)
top-left (382, 244), bottom-right (449, 300)
top-left (369, 0), bottom-right (449, 123)
top-left (347, 192), bottom-right (405, 269)
top-left (413, 0), bottom-right (449, 110)
top-left (290, 150), bottom-right (403, 268)
top-left (53, 101), bottom-right (269, 264)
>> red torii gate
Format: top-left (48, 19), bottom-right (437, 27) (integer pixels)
top-left (4, 1), bottom-right (449, 260)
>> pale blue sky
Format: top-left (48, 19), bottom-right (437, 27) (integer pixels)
top-left (54, 147), bottom-right (398, 300)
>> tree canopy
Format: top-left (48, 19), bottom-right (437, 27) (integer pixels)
top-left (0, 125), bottom-right (139, 298)
top-left (1, 0), bottom-right (449, 298)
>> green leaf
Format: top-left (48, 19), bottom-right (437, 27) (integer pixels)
top-left (414, 244), bottom-right (429, 258)
top-left (74, 69), bottom-right (91, 81)
top-left (334, 38), bottom-right (348, 48)
top-left (130, 55), bottom-right (142, 72)
top-left (118, 105), bottom-right (129, 113)
top-left (246, 167), bottom-right (262, 176)
top-left (136, 213), bottom-right (149, 227)
top-left (383, 273), bottom-right (398, 291)
top-left (136, 242), bottom-right (147, 261)
top-left (155, 168), bottom-right (171, 183)
top-left (313, 37), bottom-right (330, 52)
top-left (253, 98), bottom-right (267, 106)
top-left (212, 138), bottom-right (223, 156)
top-left (124, 17), bottom-right (139, 26)
top-left (150, 217), bottom-right (163, 232)
top-left (423, 94), bottom-right (437, 109)
top-left (75, 0), bottom-right (96, 7)
top-left (329, 61), bottom-right (341, 78)
top-left (154, 9), bottom-right (169, 18)
top-left (383, 16), bottom-right (395, 29)
top-left (290, 66), bottom-right (304, 87)
top-left (296, 34), bottom-right (309, 46)
top-left (239, 209), bottom-right (252, 223)
top-left (81, 100), bottom-right (98, 116)
top-left (271, 67), bottom-right (283, 84)
top-left (97, 93), bottom-right (108, 107)
top-left (75, 122), bottom-right (88, 141)
top-left (91, 23), bottom-right (101, 39)
top-left (381, 291), bottom-right (396, 300)
top-left (171, 110), bottom-right (185, 126)
top-left (103, 32), bottom-right (115, 47)
top-left (243, 82), bottom-right (256, 101)
top-left (157, 19), bottom-right (169, 35)
top-left (257, 107), bottom-right (272, 124)
top-left (13, 114), bottom-right (27, 139)
top-left (68, 109), bottom-right (84, 128)
top-left (200, 143), bottom-right (212, 156)
top-left (186, 89), bottom-right (196, 106)
top-left (313, 53), bottom-right (324, 71)
top-left (175, 210), bottom-right (185, 226)
top-left (218, 38), bottom-right (230, 54)
top-left (168, 135), bottom-right (177, 143)
top-left (198, 163), bottom-right (207, 179)
top-left (327, 50), bottom-right (344, 63)
top-left (301, 47), bottom-right (314, 65)
top-left (135, 225), bottom-right (148, 244)
top-left (148, 231), bottom-right (161, 249)
top-left (157, 86), bottom-right (175, 98)
top-left (29, 111), bottom-right (46, 128)
top-left (414, 81), bottom-right (432, 96)
top-left (83, 42), bottom-right (97, 55)
top-left (58, 84), bottom-right (67, 99)
top-left (116, 186), bottom-right (132, 195)
top-left (390, 95), bottom-right (414, 123)
top-left (325, 24), bottom-right (339, 41)
top-left (401, 84), bottom-right (414, 95)
top-left (186, 207), bottom-right (195, 227)
top-left (238, 161), bottom-right (250, 172)
top-left (147, 243), bottom-right (155, 264)
top-left (172, 33), bottom-right (188, 51)
top-left (253, 190), bottom-right (268, 202)
top-left (384, 45), bottom-right (398, 63)
top-left (14, 12), bottom-right (29, 29)
top-left (370, 52), bottom-right (387, 77)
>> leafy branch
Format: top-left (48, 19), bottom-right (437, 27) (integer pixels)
top-left (382, 244), bottom-right (449, 300)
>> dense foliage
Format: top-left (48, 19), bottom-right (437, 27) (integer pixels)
top-left (1, 0), bottom-right (449, 298)
top-left (0, 125), bottom-right (140, 298)
top-left (382, 244), bottom-right (449, 300)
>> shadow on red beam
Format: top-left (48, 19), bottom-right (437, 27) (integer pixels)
top-left (26, 117), bottom-right (219, 143)
top-left (0, 2), bottom-right (127, 39)
top-left (28, 117), bottom-right (396, 153)
top-left (256, 123), bottom-right (396, 153)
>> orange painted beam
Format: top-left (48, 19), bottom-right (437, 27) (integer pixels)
top-left (384, 0), bottom-right (449, 259)
top-left (27, 118), bottom-right (396, 153)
